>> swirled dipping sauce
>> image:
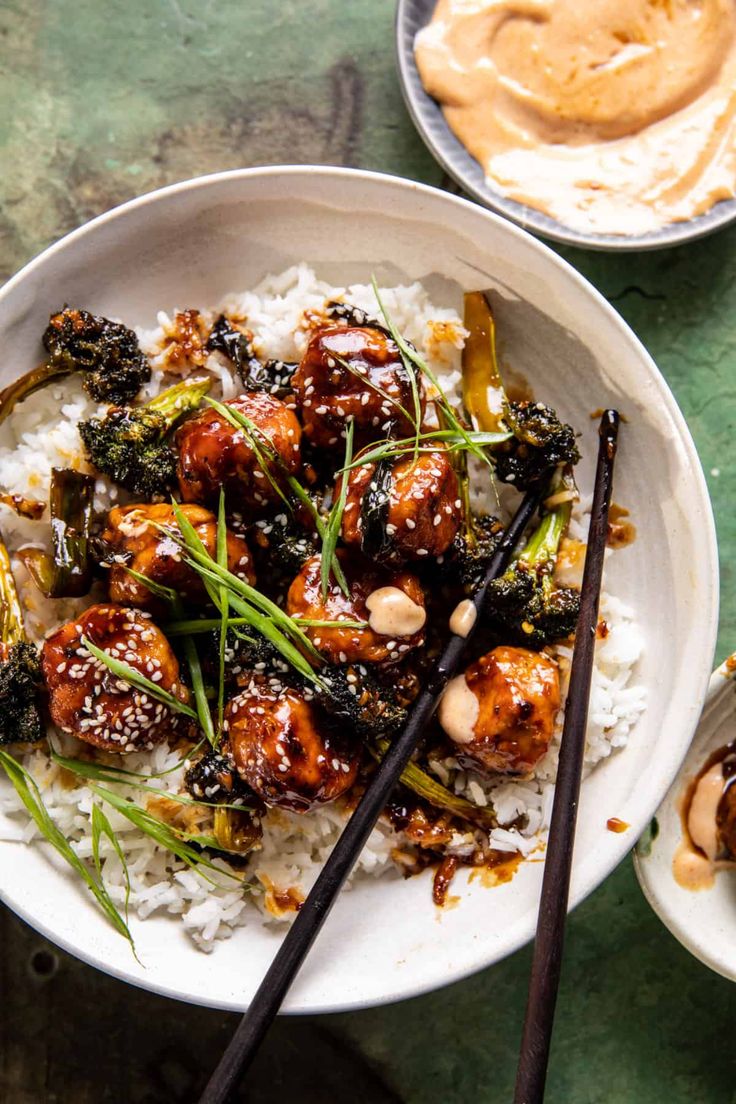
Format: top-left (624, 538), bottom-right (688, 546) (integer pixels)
top-left (415, 0), bottom-right (736, 235)
top-left (365, 586), bottom-right (427, 637)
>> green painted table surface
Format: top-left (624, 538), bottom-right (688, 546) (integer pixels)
top-left (1, 2), bottom-right (735, 1101)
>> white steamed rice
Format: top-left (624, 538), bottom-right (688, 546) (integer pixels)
top-left (0, 265), bottom-right (646, 951)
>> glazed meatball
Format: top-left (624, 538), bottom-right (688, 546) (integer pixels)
top-left (102, 503), bottom-right (255, 609)
top-left (224, 685), bottom-right (359, 813)
top-left (292, 325), bottom-right (426, 448)
top-left (286, 550), bottom-right (426, 665)
top-left (41, 604), bottom-right (189, 752)
top-left (438, 645), bottom-right (560, 775)
top-left (340, 449), bottom-right (461, 563)
top-left (176, 392), bottom-right (302, 509)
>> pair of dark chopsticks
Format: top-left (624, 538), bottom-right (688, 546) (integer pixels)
top-left (199, 410), bottom-right (620, 1104)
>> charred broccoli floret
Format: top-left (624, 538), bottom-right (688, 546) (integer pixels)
top-left (184, 749), bottom-right (252, 804)
top-left (251, 515), bottom-right (319, 577)
top-left (78, 376), bottom-right (211, 497)
top-left (493, 401), bottom-right (580, 488)
top-left (43, 307), bottom-right (151, 404)
top-left (442, 513), bottom-right (504, 591)
top-left (462, 291), bottom-right (579, 489)
top-left (207, 315), bottom-right (297, 398)
top-left (0, 642), bottom-right (43, 745)
top-left (0, 536), bottom-right (43, 745)
top-left (487, 473), bottom-right (580, 648)
top-left (317, 664), bottom-right (407, 738)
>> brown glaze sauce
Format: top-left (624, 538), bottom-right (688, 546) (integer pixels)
top-left (607, 503), bottom-right (637, 549)
top-left (388, 797), bottom-right (526, 907)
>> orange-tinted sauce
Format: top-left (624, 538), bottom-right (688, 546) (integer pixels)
top-left (415, 0), bottom-right (736, 236)
top-left (607, 503), bottom-right (637, 549)
top-left (469, 849), bottom-right (525, 888)
top-left (673, 741), bottom-right (736, 890)
top-left (606, 816), bottom-right (629, 833)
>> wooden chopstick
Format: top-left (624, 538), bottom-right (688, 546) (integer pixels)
top-left (514, 409), bottom-right (620, 1104)
top-left (198, 485), bottom-right (545, 1104)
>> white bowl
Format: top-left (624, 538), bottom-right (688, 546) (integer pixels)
top-left (0, 166), bottom-right (718, 1012)
top-left (635, 658), bottom-right (736, 982)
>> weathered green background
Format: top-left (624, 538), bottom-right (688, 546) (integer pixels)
top-left (1, 2), bottom-right (734, 1101)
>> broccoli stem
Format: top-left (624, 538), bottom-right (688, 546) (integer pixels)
top-left (519, 499), bottom-right (570, 570)
top-left (0, 535), bottom-right (25, 648)
top-left (145, 376), bottom-right (212, 425)
top-left (516, 468), bottom-right (574, 573)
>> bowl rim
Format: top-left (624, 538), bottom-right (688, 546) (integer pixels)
top-left (0, 164), bottom-right (720, 1013)
top-left (394, 0), bottom-right (736, 253)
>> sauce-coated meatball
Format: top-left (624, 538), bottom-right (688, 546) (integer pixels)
top-left (103, 503), bottom-right (255, 609)
top-left (41, 604), bottom-right (188, 752)
top-left (340, 449), bottom-right (461, 563)
top-left (286, 551), bottom-right (426, 664)
top-left (439, 645), bottom-right (560, 775)
top-left (176, 392), bottom-right (302, 509)
top-left (224, 685), bottom-right (358, 813)
top-left (292, 325), bottom-right (426, 448)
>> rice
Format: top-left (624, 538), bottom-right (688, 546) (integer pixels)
top-left (0, 265), bottom-right (646, 952)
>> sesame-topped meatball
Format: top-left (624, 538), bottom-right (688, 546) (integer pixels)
top-left (102, 503), bottom-right (255, 609)
top-left (224, 685), bottom-right (359, 813)
top-left (285, 550), bottom-right (426, 665)
top-left (175, 392), bottom-right (302, 510)
top-left (439, 646), bottom-right (560, 776)
top-left (41, 604), bottom-right (189, 752)
top-left (291, 325), bottom-right (426, 449)
top-left (340, 449), bottom-right (461, 563)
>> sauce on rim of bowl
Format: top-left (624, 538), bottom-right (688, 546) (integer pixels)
top-left (415, 0), bottom-right (736, 236)
top-left (673, 741), bottom-right (736, 890)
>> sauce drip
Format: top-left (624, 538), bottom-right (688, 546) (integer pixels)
top-left (365, 586), bottom-right (427, 637)
top-left (688, 763), bottom-right (724, 860)
top-left (449, 598), bottom-right (477, 638)
top-left (607, 503), bottom-right (637, 549)
top-left (415, 0), bottom-right (736, 236)
top-left (606, 817), bottom-right (629, 833)
top-left (437, 674), bottom-right (479, 744)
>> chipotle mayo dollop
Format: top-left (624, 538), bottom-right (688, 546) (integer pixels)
top-left (414, 0), bottom-right (736, 235)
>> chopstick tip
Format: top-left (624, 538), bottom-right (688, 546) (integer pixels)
top-left (599, 409), bottom-right (620, 457)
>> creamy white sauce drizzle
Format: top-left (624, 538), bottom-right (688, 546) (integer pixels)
top-left (365, 586), bottom-right (426, 637)
top-left (438, 674), bottom-right (479, 745)
top-left (449, 598), bottom-right (477, 638)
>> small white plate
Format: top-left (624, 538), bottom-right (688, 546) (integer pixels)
top-left (635, 659), bottom-right (736, 982)
top-left (0, 166), bottom-right (719, 1012)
